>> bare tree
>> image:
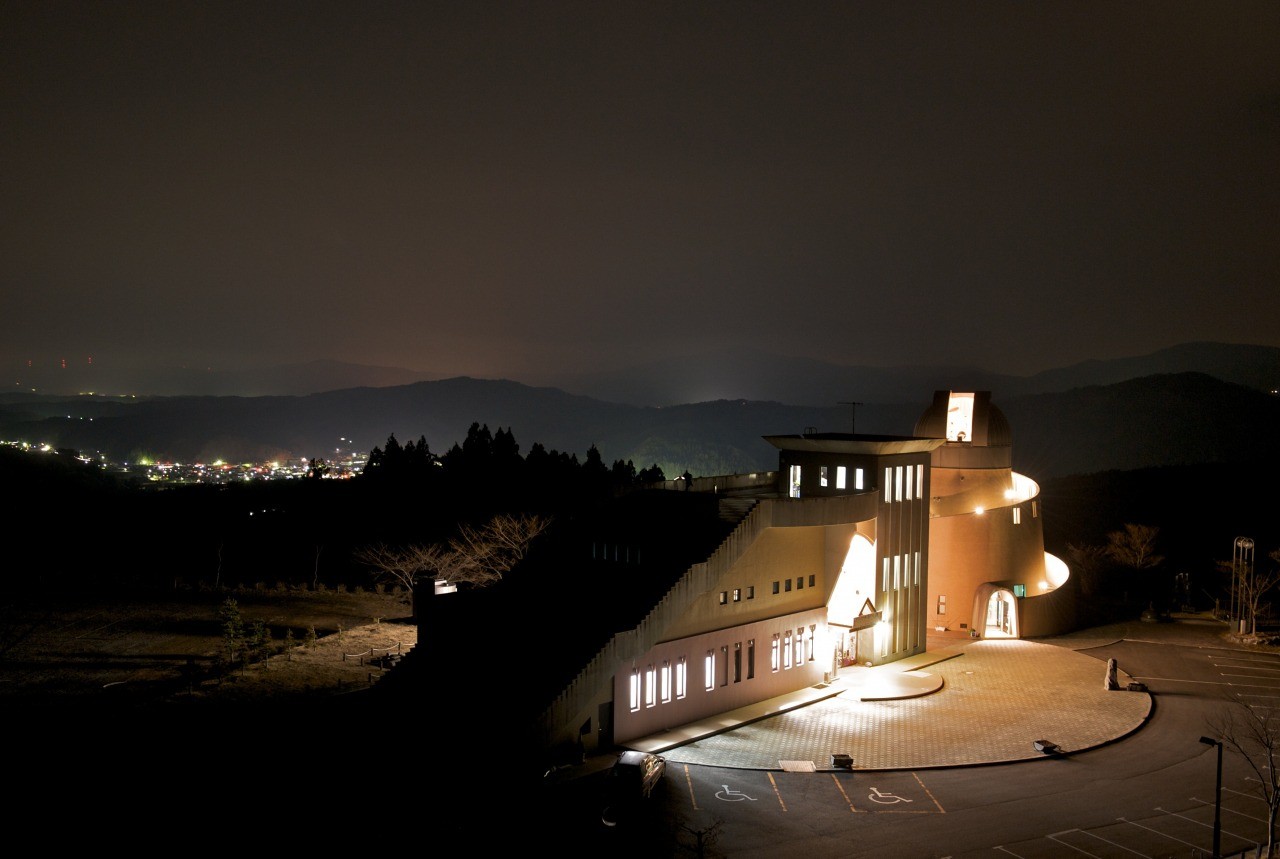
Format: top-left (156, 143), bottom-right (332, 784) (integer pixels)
top-left (1230, 548), bottom-right (1280, 636)
top-left (1206, 700), bottom-right (1280, 857)
top-left (355, 513), bottom-right (552, 591)
top-left (1105, 523), bottom-right (1164, 572)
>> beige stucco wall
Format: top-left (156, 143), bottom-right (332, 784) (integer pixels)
top-left (612, 608), bottom-right (828, 744)
top-left (927, 500), bottom-right (1048, 633)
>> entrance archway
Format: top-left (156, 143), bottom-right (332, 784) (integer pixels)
top-left (975, 586), bottom-right (1019, 639)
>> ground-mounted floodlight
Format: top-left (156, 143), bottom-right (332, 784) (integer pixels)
top-left (1200, 736), bottom-right (1223, 858)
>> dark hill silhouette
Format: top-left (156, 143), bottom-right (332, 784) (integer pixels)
top-left (0, 343), bottom-right (1275, 482)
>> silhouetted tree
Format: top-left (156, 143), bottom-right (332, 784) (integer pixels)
top-left (1205, 700), bottom-right (1280, 857)
top-left (356, 512), bottom-right (553, 590)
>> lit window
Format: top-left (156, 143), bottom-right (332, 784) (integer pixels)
top-left (676, 657), bottom-right (687, 699)
top-left (946, 392), bottom-right (975, 442)
top-left (883, 467), bottom-right (891, 502)
top-left (629, 670), bottom-right (641, 712)
top-left (793, 630), bottom-right (803, 665)
top-left (820, 466), bottom-right (828, 487)
top-left (783, 632), bottom-right (793, 669)
top-left (719, 590), bottom-right (728, 605)
top-left (661, 661), bottom-right (672, 703)
top-left (905, 465), bottom-right (913, 500)
top-left (937, 595), bottom-right (947, 615)
top-left (789, 464), bottom-right (802, 498)
top-left (771, 636), bottom-right (780, 672)
top-left (645, 665), bottom-right (656, 708)
top-left (916, 464), bottom-right (923, 498)
top-left (1013, 507), bottom-right (1021, 524)
top-left (895, 466), bottom-right (903, 502)
top-left (705, 651), bottom-right (715, 691)
top-left (733, 588), bottom-right (741, 602)
top-left (855, 468), bottom-right (864, 490)
top-left (836, 466), bottom-right (847, 489)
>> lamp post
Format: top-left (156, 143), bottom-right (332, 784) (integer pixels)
top-left (1199, 735), bottom-right (1223, 858)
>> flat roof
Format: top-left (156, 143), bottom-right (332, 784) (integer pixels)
top-left (762, 434), bottom-right (946, 455)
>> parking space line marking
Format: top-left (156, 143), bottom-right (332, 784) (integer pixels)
top-left (1191, 795), bottom-right (1265, 823)
top-left (1046, 830), bottom-right (1104, 856)
top-left (1072, 828), bottom-right (1151, 856)
top-left (829, 773), bottom-right (863, 813)
top-left (681, 764), bottom-right (699, 811)
top-left (1119, 816), bottom-right (1199, 850)
top-left (913, 771), bottom-right (945, 813)
top-left (766, 772), bottom-right (787, 812)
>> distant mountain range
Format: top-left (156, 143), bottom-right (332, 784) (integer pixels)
top-left (11, 341), bottom-right (1280, 406)
top-left (1, 342), bottom-right (1276, 481)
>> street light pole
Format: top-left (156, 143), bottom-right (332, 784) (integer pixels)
top-left (1200, 735), bottom-right (1223, 858)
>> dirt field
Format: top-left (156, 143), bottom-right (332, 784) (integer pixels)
top-left (0, 585), bottom-right (416, 708)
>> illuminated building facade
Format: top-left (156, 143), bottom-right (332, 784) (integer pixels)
top-left (538, 390), bottom-right (1071, 753)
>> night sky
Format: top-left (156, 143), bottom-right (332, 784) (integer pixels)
top-left (4, 2), bottom-right (1278, 386)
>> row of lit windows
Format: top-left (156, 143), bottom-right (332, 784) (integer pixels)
top-left (819, 465), bottom-right (864, 490)
top-left (628, 626), bottom-right (817, 712)
top-left (883, 464), bottom-right (925, 504)
top-left (882, 552), bottom-right (921, 592)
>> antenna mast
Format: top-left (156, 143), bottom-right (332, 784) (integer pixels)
top-left (838, 401), bottom-right (864, 435)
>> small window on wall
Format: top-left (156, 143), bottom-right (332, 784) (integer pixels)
top-left (784, 579), bottom-right (792, 592)
top-left (747, 586), bottom-right (755, 600)
top-left (733, 643), bottom-right (742, 683)
top-left (836, 466), bottom-right (847, 489)
top-left (660, 661), bottom-right (672, 703)
top-left (1032, 501), bottom-right (1039, 518)
top-left (783, 632), bottom-right (793, 669)
top-left (676, 658), bottom-right (687, 699)
top-left (704, 651), bottom-right (715, 692)
top-left (820, 466), bottom-right (829, 487)
top-left (1012, 507), bottom-right (1022, 525)
top-left (937, 595), bottom-right (947, 615)
top-left (747, 640), bottom-right (755, 678)
top-left (808, 574), bottom-right (815, 588)
top-left (1013, 584), bottom-right (1027, 598)
top-left (719, 590), bottom-right (728, 605)
top-left (770, 636), bottom-right (780, 672)
top-left (772, 581), bottom-right (780, 595)
top-left (645, 665), bottom-right (656, 708)
top-left (629, 670), bottom-right (641, 712)
top-left (789, 464), bottom-right (802, 498)
top-left (733, 588), bottom-right (741, 602)
top-left (793, 630), bottom-right (803, 665)
top-left (796, 576), bottom-right (804, 590)
top-left (856, 467), bottom-right (864, 490)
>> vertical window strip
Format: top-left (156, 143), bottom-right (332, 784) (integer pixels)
top-left (645, 665), bottom-right (656, 707)
top-left (916, 464), bottom-right (923, 499)
top-left (661, 661), bottom-right (672, 703)
top-left (771, 636), bottom-right (780, 672)
top-left (883, 467), bottom-right (891, 502)
top-left (856, 467), bottom-right (864, 490)
top-left (704, 651), bottom-right (715, 692)
top-left (905, 464), bottom-right (913, 501)
top-left (676, 657), bottom-right (687, 699)
top-left (836, 465), bottom-right (847, 489)
top-left (629, 670), bottom-right (641, 712)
